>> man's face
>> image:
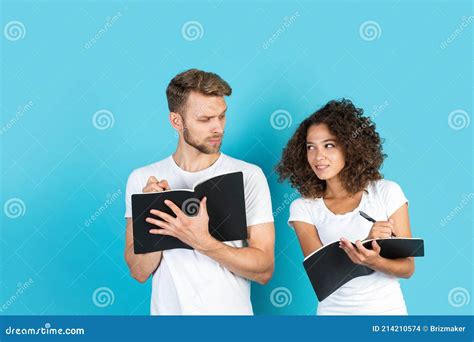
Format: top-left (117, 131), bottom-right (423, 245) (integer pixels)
top-left (180, 91), bottom-right (227, 154)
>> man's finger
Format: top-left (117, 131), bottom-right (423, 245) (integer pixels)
top-left (164, 200), bottom-right (185, 219)
top-left (149, 228), bottom-right (174, 236)
top-left (150, 184), bottom-right (165, 192)
top-left (147, 176), bottom-right (159, 185)
top-left (145, 217), bottom-right (171, 230)
top-left (199, 196), bottom-right (207, 217)
top-left (158, 180), bottom-right (170, 190)
top-left (150, 209), bottom-right (175, 223)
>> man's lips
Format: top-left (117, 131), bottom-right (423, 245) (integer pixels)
top-left (208, 137), bottom-right (222, 144)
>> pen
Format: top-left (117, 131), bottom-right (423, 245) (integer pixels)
top-left (359, 210), bottom-right (376, 223)
top-left (359, 211), bottom-right (396, 237)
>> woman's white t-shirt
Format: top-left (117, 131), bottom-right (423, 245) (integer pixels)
top-left (288, 179), bottom-right (409, 315)
top-left (125, 153), bottom-right (274, 315)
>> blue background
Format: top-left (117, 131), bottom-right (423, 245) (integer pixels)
top-left (1, 0), bottom-right (472, 316)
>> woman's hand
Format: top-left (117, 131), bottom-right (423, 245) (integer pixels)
top-left (366, 219), bottom-right (394, 239)
top-left (339, 237), bottom-right (382, 268)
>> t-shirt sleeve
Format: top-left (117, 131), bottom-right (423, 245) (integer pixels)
top-left (124, 170), bottom-right (142, 218)
top-left (378, 180), bottom-right (409, 218)
top-left (244, 167), bottom-right (274, 226)
top-left (288, 199), bottom-right (314, 229)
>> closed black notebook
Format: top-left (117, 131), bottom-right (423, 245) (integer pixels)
top-left (303, 238), bottom-right (425, 302)
top-left (132, 171), bottom-right (247, 254)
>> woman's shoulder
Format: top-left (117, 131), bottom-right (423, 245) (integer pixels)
top-left (290, 196), bottom-right (323, 212)
top-left (367, 178), bottom-right (404, 195)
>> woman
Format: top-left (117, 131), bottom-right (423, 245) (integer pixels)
top-left (276, 99), bottom-right (414, 315)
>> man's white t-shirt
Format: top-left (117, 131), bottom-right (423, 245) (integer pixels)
top-left (125, 153), bottom-right (274, 315)
top-left (288, 179), bottom-right (409, 315)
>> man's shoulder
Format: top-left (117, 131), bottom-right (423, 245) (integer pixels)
top-left (221, 153), bottom-right (263, 175)
top-left (127, 156), bottom-right (173, 181)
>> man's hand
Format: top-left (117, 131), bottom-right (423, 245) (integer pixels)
top-left (142, 176), bottom-right (170, 193)
top-left (339, 237), bottom-right (382, 268)
top-left (124, 176), bottom-right (170, 283)
top-left (145, 197), bottom-right (220, 252)
top-left (366, 219), bottom-right (394, 239)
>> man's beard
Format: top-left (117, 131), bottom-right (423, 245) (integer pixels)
top-left (183, 128), bottom-right (223, 154)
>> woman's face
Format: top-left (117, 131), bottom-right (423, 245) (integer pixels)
top-left (306, 123), bottom-right (345, 181)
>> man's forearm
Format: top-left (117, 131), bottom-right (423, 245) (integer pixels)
top-left (125, 244), bottom-right (162, 283)
top-left (198, 239), bottom-right (274, 284)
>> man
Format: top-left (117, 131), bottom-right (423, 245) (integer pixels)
top-left (124, 69), bottom-right (275, 315)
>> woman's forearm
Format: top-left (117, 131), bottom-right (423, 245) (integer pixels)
top-left (369, 256), bottom-right (415, 278)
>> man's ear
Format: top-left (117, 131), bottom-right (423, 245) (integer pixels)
top-left (169, 112), bottom-right (184, 131)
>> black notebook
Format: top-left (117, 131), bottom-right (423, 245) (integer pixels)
top-left (303, 237), bottom-right (425, 302)
top-left (132, 171), bottom-right (247, 254)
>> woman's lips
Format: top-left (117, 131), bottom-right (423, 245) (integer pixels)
top-left (315, 165), bottom-right (329, 171)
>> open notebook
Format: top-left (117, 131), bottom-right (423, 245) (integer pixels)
top-left (303, 237), bottom-right (425, 301)
top-left (132, 171), bottom-right (247, 254)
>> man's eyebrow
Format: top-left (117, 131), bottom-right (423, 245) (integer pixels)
top-left (199, 108), bottom-right (227, 118)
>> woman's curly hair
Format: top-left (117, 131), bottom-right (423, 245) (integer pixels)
top-left (276, 99), bottom-right (386, 198)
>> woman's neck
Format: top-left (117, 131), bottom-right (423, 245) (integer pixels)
top-left (324, 177), bottom-right (351, 199)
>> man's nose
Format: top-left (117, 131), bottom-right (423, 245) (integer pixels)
top-left (211, 118), bottom-right (224, 135)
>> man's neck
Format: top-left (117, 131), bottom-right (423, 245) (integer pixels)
top-left (172, 143), bottom-right (221, 173)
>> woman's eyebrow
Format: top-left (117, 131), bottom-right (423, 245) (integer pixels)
top-left (306, 139), bottom-right (336, 144)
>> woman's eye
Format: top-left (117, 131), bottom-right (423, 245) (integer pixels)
top-left (325, 143), bottom-right (335, 148)
top-left (306, 145), bottom-right (315, 150)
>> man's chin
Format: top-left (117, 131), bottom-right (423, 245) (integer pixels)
top-left (194, 143), bottom-right (221, 155)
